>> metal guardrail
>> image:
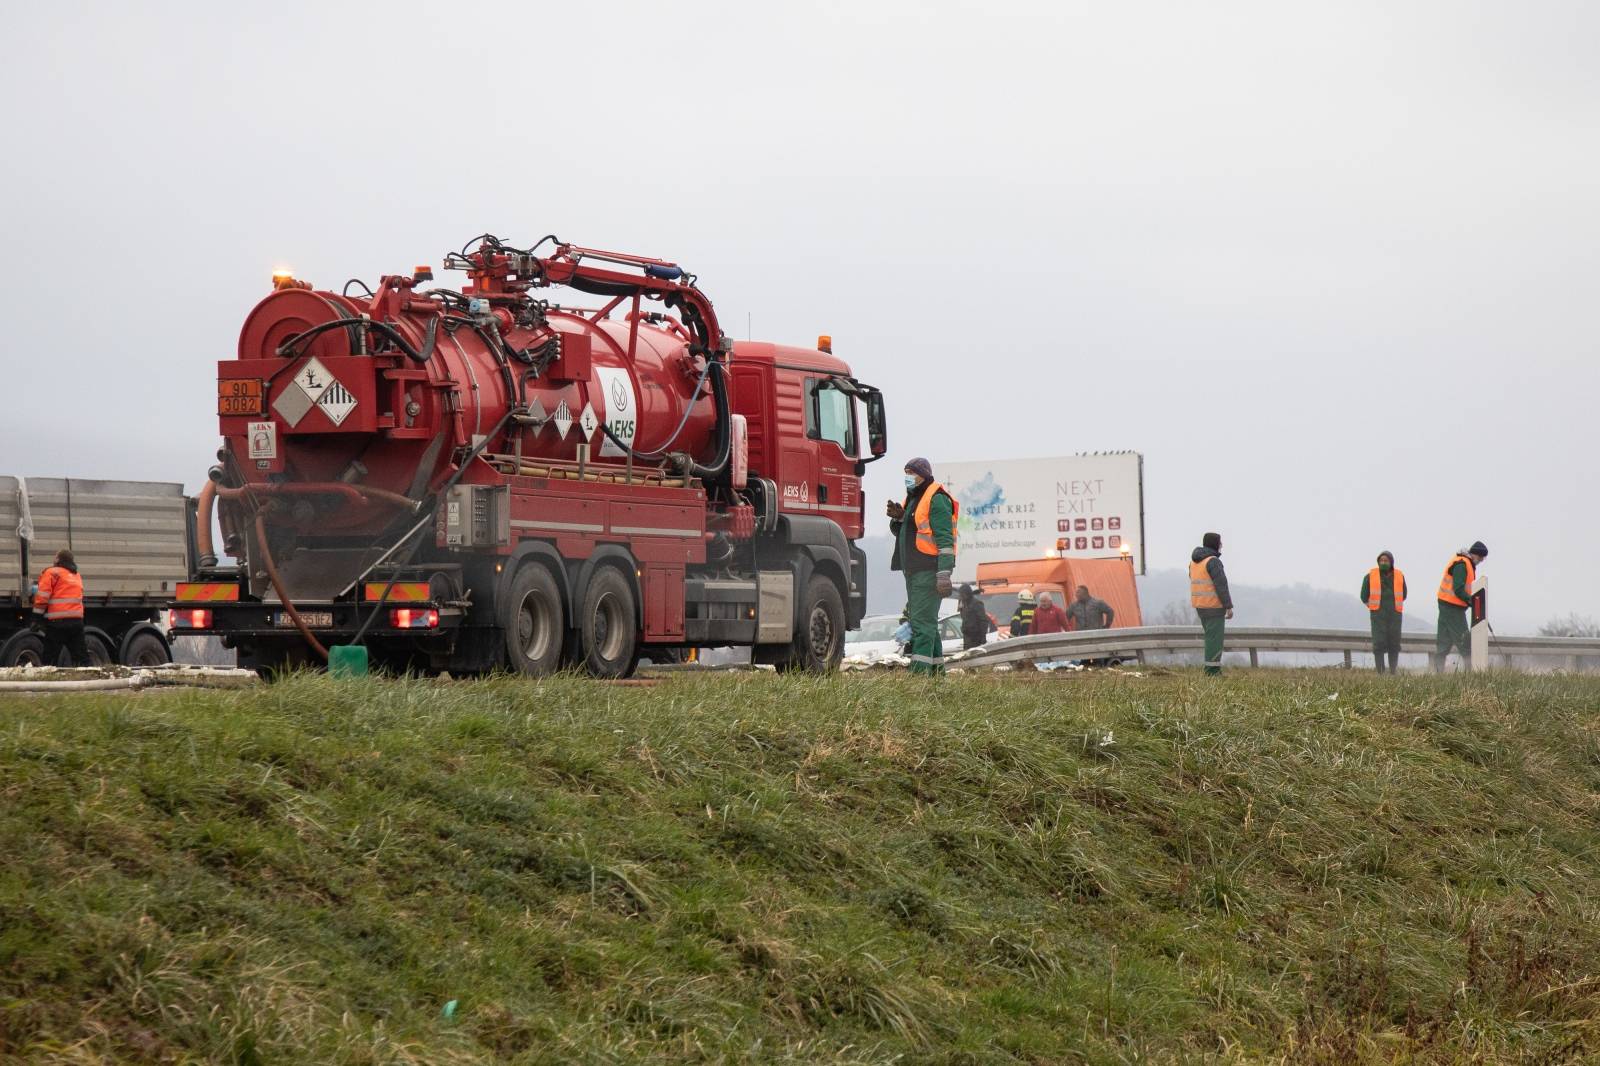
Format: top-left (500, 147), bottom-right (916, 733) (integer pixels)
top-left (949, 626), bottom-right (1600, 671)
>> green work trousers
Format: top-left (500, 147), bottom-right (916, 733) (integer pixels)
top-left (1197, 609), bottom-right (1226, 675)
top-left (1370, 610), bottom-right (1402, 673)
top-left (904, 569), bottom-right (942, 676)
top-left (1436, 604), bottom-right (1470, 671)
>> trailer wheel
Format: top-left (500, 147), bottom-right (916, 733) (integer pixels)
top-left (505, 563), bottom-right (565, 677)
top-left (122, 631), bottom-right (171, 668)
top-left (85, 632), bottom-right (115, 668)
top-left (579, 567), bottom-right (639, 678)
top-left (0, 632), bottom-right (45, 668)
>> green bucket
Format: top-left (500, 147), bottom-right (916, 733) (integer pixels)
top-left (328, 644), bottom-right (369, 678)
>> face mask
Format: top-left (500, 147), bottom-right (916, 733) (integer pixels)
top-left (904, 475), bottom-right (919, 491)
top-left (1378, 561), bottom-right (1392, 572)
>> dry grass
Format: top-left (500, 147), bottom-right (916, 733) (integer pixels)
top-left (2, 669), bottom-right (1599, 1062)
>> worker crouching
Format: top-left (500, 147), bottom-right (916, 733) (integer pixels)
top-left (32, 548), bottom-right (88, 667)
top-left (888, 457), bottom-right (957, 676)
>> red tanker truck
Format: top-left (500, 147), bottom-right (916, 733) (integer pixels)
top-left (175, 234), bottom-right (887, 677)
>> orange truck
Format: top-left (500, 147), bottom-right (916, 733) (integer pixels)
top-left (972, 556), bottom-right (1142, 635)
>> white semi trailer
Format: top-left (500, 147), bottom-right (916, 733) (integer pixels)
top-left (0, 477), bottom-right (190, 667)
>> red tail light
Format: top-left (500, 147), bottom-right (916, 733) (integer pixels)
top-left (170, 608), bottom-right (213, 629)
top-left (390, 607), bottom-right (439, 629)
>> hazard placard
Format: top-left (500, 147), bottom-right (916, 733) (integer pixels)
top-left (218, 378), bottom-right (264, 416)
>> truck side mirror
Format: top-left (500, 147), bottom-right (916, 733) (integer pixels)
top-left (865, 390), bottom-right (887, 458)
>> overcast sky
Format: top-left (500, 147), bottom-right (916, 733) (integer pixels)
top-left (3, 2), bottom-right (1595, 632)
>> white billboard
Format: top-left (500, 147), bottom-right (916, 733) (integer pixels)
top-left (935, 453), bottom-right (1146, 578)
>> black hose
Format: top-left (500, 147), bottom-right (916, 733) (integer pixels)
top-left (627, 357), bottom-right (710, 458)
top-left (596, 360), bottom-right (731, 482)
top-left (418, 316), bottom-right (439, 362)
top-left (686, 361), bottom-right (732, 481)
top-left (343, 278), bottom-right (375, 297)
top-left (277, 317), bottom-right (432, 365)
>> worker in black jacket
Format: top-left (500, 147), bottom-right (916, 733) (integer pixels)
top-left (957, 584), bottom-right (992, 650)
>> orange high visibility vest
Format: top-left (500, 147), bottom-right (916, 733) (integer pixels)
top-left (1367, 568), bottom-right (1405, 612)
top-left (912, 483), bottom-right (958, 557)
top-left (1189, 557), bottom-right (1222, 609)
top-left (1437, 555), bottom-right (1474, 607)
top-left (34, 566), bottom-right (85, 621)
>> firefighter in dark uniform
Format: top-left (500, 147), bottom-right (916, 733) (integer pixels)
top-left (1009, 588), bottom-right (1037, 636)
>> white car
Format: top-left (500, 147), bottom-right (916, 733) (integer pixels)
top-left (844, 612), bottom-right (996, 663)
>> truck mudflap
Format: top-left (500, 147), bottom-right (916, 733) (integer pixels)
top-left (171, 600), bottom-right (464, 641)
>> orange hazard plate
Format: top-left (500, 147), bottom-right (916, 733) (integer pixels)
top-left (218, 378), bottom-right (265, 416)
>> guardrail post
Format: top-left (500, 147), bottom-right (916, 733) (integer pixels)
top-left (1343, 649), bottom-right (1352, 669)
top-left (1470, 573), bottom-right (1488, 672)
top-left (1249, 648), bottom-right (1258, 668)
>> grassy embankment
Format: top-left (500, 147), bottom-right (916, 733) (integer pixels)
top-left (3, 670), bottom-right (1600, 1063)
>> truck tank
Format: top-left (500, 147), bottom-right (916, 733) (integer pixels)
top-left (220, 240), bottom-right (720, 541)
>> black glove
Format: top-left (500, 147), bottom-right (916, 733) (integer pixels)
top-left (936, 571), bottom-right (953, 597)
top-left (29, 615), bottom-right (46, 634)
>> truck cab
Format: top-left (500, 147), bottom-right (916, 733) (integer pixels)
top-left (727, 339), bottom-right (886, 632)
top-left (727, 340), bottom-right (885, 543)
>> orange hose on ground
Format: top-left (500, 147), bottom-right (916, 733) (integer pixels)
top-left (253, 512), bottom-right (329, 661)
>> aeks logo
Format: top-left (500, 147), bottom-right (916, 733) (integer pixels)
top-left (782, 481), bottom-right (810, 504)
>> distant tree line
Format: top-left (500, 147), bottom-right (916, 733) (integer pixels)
top-left (1537, 613), bottom-right (1600, 638)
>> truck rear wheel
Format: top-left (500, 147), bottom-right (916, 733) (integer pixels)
top-left (580, 567), bottom-right (639, 679)
top-left (121, 631), bottom-right (171, 668)
top-left (753, 574), bottom-right (845, 673)
top-left (505, 563), bottom-right (565, 677)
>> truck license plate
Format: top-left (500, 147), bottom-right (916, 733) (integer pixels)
top-left (277, 611), bottom-right (333, 628)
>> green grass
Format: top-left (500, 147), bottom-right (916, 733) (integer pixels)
top-left (4, 670), bottom-right (1600, 1064)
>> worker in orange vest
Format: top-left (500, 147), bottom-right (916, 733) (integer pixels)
top-left (32, 548), bottom-right (89, 667)
top-left (1435, 541), bottom-right (1486, 672)
top-left (1189, 532), bottom-right (1232, 675)
top-left (1359, 551), bottom-right (1407, 673)
top-left (887, 457), bottom-right (957, 675)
